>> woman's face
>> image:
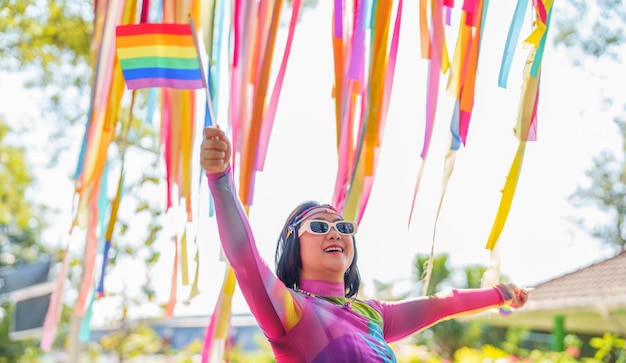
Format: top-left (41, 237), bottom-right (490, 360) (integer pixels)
top-left (298, 212), bottom-right (355, 283)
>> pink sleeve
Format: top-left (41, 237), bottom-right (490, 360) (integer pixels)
top-left (207, 166), bottom-right (298, 339)
top-left (370, 287), bottom-right (506, 342)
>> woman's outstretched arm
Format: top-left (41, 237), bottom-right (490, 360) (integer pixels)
top-left (371, 284), bottom-right (529, 342)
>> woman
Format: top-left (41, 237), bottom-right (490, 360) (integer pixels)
top-left (200, 126), bottom-right (529, 363)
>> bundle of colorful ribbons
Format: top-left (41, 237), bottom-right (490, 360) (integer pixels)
top-left (37, 1), bottom-right (553, 362)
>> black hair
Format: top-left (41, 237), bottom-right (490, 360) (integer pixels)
top-left (274, 201), bottom-right (361, 298)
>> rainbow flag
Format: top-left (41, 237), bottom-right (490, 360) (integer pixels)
top-left (116, 23), bottom-right (204, 90)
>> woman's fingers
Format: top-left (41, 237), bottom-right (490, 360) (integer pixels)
top-left (202, 137), bottom-right (228, 153)
top-left (201, 126), bottom-right (232, 173)
top-left (510, 287), bottom-right (531, 309)
top-left (203, 125), bottom-right (225, 139)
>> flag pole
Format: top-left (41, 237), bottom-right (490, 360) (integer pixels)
top-left (189, 16), bottom-right (216, 126)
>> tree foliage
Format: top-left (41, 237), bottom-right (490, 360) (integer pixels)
top-left (98, 324), bottom-right (162, 361)
top-left (1, 2), bottom-right (323, 359)
top-left (408, 254), bottom-right (510, 360)
top-left (0, 118), bottom-right (49, 265)
top-left (0, 305), bottom-right (43, 363)
top-left (552, 0), bottom-right (626, 64)
top-left (2, 0), bottom-right (170, 306)
top-left (555, 0), bottom-right (626, 253)
top-left (569, 116), bottom-right (626, 252)
top-left (0, 117), bottom-right (51, 361)
top-left (0, 1), bottom-right (167, 354)
top-left (413, 254), bottom-right (451, 297)
top-left (0, 0), bottom-right (93, 139)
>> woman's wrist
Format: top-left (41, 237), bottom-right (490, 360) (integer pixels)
top-left (494, 284), bottom-right (514, 305)
top-left (206, 163), bottom-right (232, 181)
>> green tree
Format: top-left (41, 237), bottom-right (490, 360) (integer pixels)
top-left (0, 118), bottom-right (49, 265)
top-left (569, 116), bottom-right (626, 253)
top-left (227, 333), bottom-right (275, 363)
top-left (410, 254), bottom-right (514, 359)
top-left (414, 253), bottom-right (451, 296)
top-left (98, 324), bottom-right (162, 362)
top-left (0, 1), bottom-right (168, 357)
top-left (554, 1), bottom-right (626, 254)
top-left (0, 0), bottom-right (93, 145)
top-left (1, 1), bottom-right (322, 359)
top-left (462, 265), bottom-right (486, 289)
top-left (410, 254), bottom-right (460, 359)
top-left (0, 118), bottom-right (50, 362)
top-left (590, 333), bottom-right (626, 363)
top-left (553, 0), bottom-right (626, 63)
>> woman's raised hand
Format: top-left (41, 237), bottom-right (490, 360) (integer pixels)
top-left (200, 126), bottom-right (232, 174)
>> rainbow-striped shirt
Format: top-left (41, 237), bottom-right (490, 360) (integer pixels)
top-left (207, 166), bottom-right (506, 362)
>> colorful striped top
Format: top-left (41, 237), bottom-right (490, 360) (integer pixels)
top-left (207, 165), bottom-right (508, 362)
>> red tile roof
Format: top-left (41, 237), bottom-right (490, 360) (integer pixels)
top-left (526, 250), bottom-right (626, 311)
top-left (466, 251), bottom-right (626, 335)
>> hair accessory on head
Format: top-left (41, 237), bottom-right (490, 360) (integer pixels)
top-left (286, 204), bottom-right (339, 240)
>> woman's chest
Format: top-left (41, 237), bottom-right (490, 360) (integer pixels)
top-left (282, 299), bottom-right (396, 362)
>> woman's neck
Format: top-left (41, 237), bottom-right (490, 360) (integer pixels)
top-left (299, 279), bottom-right (345, 297)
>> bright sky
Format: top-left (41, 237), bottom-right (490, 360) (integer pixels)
top-left (1, 1), bottom-right (621, 322)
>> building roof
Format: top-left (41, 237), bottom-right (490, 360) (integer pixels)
top-left (526, 250), bottom-right (626, 311)
top-left (467, 251), bottom-right (626, 336)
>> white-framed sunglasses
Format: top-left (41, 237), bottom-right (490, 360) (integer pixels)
top-left (298, 220), bottom-right (358, 237)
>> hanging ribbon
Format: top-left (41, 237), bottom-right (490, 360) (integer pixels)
top-left (239, 0), bottom-right (285, 206)
top-left (421, 148), bottom-right (457, 295)
top-left (485, 141), bottom-right (527, 250)
top-left (40, 246), bottom-right (70, 351)
top-left (257, 0), bottom-right (303, 171)
top-left (408, 0), bottom-right (448, 227)
top-left (332, 1), bottom-right (402, 226)
top-left (201, 265), bottom-right (237, 363)
top-left (203, 1), bottom-right (302, 360)
top-left (485, 0), bottom-right (552, 252)
top-left (165, 234), bottom-right (179, 317)
top-left (498, 0), bottom-right (529, 88)
top-left (482, 1), bottom-right (553, 289)
top-left (74, 180), bottom-right (102, 317)
top-left (97, 90), bottom-right (135, 297)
